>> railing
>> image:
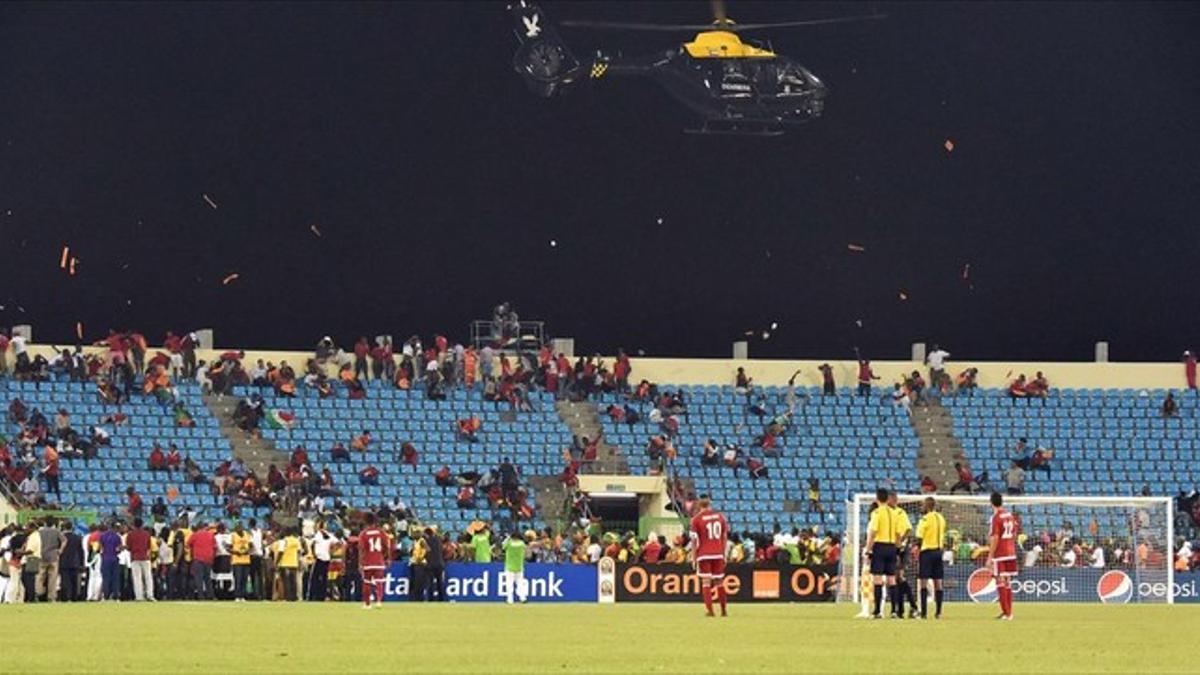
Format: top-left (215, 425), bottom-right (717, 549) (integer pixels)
top-left (469, 320), bottom-right (546, 352)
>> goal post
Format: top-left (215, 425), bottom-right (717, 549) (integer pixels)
top-left (840, 493), bottom-right (1175, 605)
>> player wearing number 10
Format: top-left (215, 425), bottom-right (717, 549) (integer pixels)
top-left (357, 512), bottom-right (393, 609)
top-left (689, 496), bottom-right (729, 618)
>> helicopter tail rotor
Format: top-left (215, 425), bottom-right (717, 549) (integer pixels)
top-left (507, 1), bottom-right (583, 97)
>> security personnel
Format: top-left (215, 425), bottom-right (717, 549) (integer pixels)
top-left (862, 488), bottom-right (899, 619)
top-left (887, 491), bottom-right (913, 617)
top-left (916, 496), bottom-right (947, 619)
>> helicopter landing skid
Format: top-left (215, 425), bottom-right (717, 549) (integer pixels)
top-left (684, 119), bottom-right (786, 137)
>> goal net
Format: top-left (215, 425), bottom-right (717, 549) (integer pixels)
top-left (839, 494), bottom-right (1175, 605)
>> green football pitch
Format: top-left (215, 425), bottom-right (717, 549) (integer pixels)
top-left (1, 602), bottom-right (1196, 673)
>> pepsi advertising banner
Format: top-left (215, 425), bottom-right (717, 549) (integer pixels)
top-left (381, 562), bottom-right (598, 602)
top-left (945, 565), bottom-right (1200, 604)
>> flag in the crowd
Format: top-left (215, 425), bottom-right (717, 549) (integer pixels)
top-left (266, 409), bottom-right (296, 430)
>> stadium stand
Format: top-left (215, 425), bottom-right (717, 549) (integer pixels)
top-left (596, 384), bottom-right (920, 533)
top-left (0, 379), bottom-right (259, 519)
top-left (244, 381), bottom-right (569, 534)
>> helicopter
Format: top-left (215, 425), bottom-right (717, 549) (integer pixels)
top-left (507, 0), bottom-right (884, 136)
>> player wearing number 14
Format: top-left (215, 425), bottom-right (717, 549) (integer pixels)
top-left (358, 512), bottom-right (393, 609)
top-left (689, 497), bottom-right (729, 618)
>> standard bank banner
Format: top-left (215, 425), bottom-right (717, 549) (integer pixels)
top-left (944, 565), bottom-right (1200, 604)
top-left (382, 562), bottom-right (598, 602)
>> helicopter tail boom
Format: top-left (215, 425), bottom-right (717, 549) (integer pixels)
top-left (507, 1), bottom-right (583, 97)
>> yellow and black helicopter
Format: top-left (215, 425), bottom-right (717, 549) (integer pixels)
top-left (507, 0), bottom-right (884, 136)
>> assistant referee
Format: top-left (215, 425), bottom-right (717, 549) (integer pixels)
top-left (915, 496), bottom-right (947, 619)
top-left (862, 487), bottom-right (899, 619)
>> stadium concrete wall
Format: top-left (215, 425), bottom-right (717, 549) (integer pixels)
top-left (14, 344), bottom-right (1193, 390)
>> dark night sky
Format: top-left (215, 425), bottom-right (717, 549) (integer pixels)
top-left (1, 1), bottom-right (1198, 360)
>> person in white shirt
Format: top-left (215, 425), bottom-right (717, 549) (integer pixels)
top-left (1024, 544), bottom-right (1042, 568)
top-left (1061, 548), bottom-right (1077, 567)
top-left (586, 539), bottom-right (602, 563)
top-left (10, 333), bottom-right (28, 371)
top-left (308, 527), bottom-right (338, 601)
top-left (926, 345), bottom-right (950, 392)
top-left (248, 519), bottom-right (264, 600)
top-left (892, 384), bottom-right (912, 416)
top-left (1090, 545), bottom-right (1106, 568)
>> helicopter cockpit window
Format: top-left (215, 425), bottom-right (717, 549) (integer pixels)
top-left (719, 61), bottom-right (753, 97)
top-left (777, 63), bottom-right (809, 94)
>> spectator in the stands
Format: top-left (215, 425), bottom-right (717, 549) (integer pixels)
top-left (955, 367), bottom-right (979, 394)
top-left (267, 464), bottom-right (286, 491)
top-left (148, 443), bottom-right (167, 471)
top-left (166, 444), bottom-right (181, 471)
top-left (331, 442), bottom-right (350, 462)
top-left (351, 430), bottom-right (372, 452)
top-left (1006, 461), bottom-right (1026, 495)
top-left (892, 383), bottom-right (912, 415)
top-left (19, 472), bottom-right (41, 504)
top-left (856, 359), bottom-right (880, 396)
top-left (456, 484), bottom-right (476, 509)
top-left (926, 344), bottom-right (951, 394)
top-left (949, 462), bottom-right (982, 494)
top-left (435, 465), bottom-right (454, 490)
top-left (734, 367), bottom-right (753, 394)
top-left (906, 370), bottom-right (927, 404)
top-left (920, 475), bottom-right (937, 493)
top-left (807, 479), bottom-right (823, 514)
top-left (41, 444), bottom-right (60, 500)
top-left (125, 485), bottom-right (144, 518)
top-left (358, 465), bottom-right (380, 486)
top-left (1029, 446), bottom-right (1054, 476)
top-left (701, 439), bottom-right (720, 467)
top-left (353, 337), bottom-right (370, 380)
top-left (723, 444), bottom-right (742, 476)
top-left (1185, 351), bottom-right (1197, 391)
top-left (1025, 371), bottom-right (1050, 398)
top-left (748, 451), bottom-right (768, 478)
top-left (1013, 437), bottom-right (1031, 469)
top-left (1008, 374), bottom-right (1028, 398)
top-left (457, 416), bottom-right (481, 442)
top-left (401, 442), bottom-right (419, 472)
top-left (1162, 391), bottom-right (1180, 418)
top-left (818, 363), bottom-right (835, 396)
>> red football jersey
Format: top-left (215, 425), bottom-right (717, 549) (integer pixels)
top-left (690, 509), bottom-right (729, 561)
top-left (358, 527), bottom-right (392, 570)
top-left (989, 508), bottom-right (1019, 561)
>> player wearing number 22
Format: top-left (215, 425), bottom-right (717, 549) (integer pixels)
top-left (987, 492), bottom-right (1020, 620)
top-left (689, 497), bottom-right (730, 617)
top-left (358, 512), bottom-right (393, 609)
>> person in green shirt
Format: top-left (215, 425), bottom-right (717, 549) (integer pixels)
top-left (502, 532), bottom-right (527, 604)
top-left (471, 525), bottom-right (492, 563)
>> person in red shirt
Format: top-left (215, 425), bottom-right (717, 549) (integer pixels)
top-left (125, 518), bottom-right (155, 601)
top-left (41, 445), bottom-right (60, 500)
top-left (125, 486), bottom-right (143, 518)
top-left (689, 496), bottom-right (730, 617)
top-left (353, 337), bottom-right (370, 380)
top-left (1185, 351), bottom-right (1198, 390)
top-left (818, 363), bottom-right (835, 396)
top-left (148, 443), bottom-right (167, 471)
top-left (614, 349), bottom-right (632, 394)
top-left (358, 465), bottom-right (380, 486)
top-left (641, 535), bottom-right (663, 563)
top-left (856, 359), bottom-right (880, 396)
top-left (987, 492), bottom-right (1020, 620)
top-left (401, 442), bottom-right (419, 472)
top-left (186, 523), bottom-right (217, 600)
top-left (358, 513), bottom-right (393, 608)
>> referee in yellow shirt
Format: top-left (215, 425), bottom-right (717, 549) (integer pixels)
top-left (862, 488), bottom-right (901, 619)
top-left (915, 496), bottom-right (947, 619)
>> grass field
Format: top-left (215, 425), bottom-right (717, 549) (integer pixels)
top-left (1, 602), bottom-right (1197, 673)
